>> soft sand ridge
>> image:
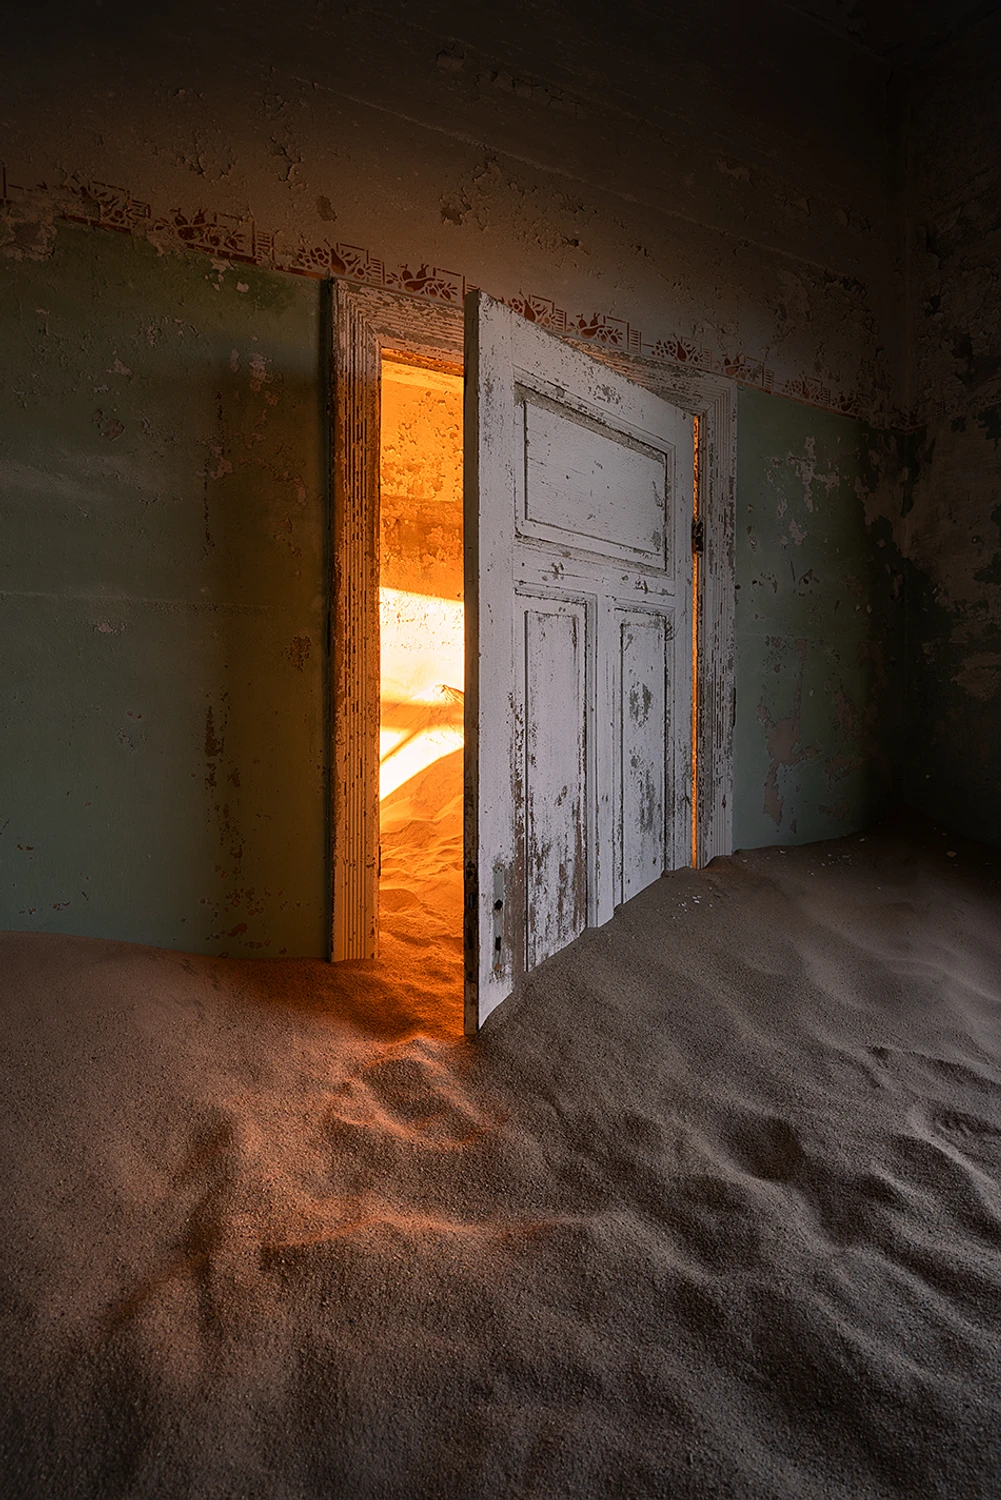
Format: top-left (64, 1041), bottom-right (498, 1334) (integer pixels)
top-left (377, 740), bottom-right (464, 1037)
top-left (2, 814), bottom-right (1001, 1498)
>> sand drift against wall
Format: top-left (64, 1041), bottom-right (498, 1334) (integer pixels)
top-left (2, 815), bottom-right (1001, 1498)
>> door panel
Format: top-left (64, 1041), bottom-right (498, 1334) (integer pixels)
top-left (520, 394), bottom-right (668, 564)
top-left (465, 291), bottom-right (693, 1031)
top-left (617, 611), bottom-right (671, 906)
top-left (521, 597), bottom-right (589, 970)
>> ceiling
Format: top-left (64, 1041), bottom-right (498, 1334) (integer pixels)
top-left (784, 0), bottom-right (1001, 66)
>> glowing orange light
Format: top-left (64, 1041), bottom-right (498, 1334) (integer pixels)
top-left (378, 357), bottom-right (465, 806)
top-left (374, 354), bottom-right (465, 1016)
top-left (379, 363), bottom-right (464, 800)
top-left (379, 584), bottom-right (464, 799)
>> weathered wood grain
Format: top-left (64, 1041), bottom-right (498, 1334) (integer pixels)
top-left (466, 292), bottom-right (699, 1030)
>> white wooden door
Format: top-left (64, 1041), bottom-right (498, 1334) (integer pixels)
top-left (464, 291), bottom-right (694, 1032)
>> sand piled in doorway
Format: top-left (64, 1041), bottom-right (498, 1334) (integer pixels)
top-left (3, 813), bottom-right (1001, 1498)
top-left (378, 719), bottom-right (464, 1033)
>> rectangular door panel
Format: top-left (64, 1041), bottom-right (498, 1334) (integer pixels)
top-left (618, 611), bottom-right (671, 906)
top-left (519, 394), bottom-right (668, 566)
top-left (521, 598), bottom-right (588, 969)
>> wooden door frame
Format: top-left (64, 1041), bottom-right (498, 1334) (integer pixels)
top-left (564, 342), bottom-right (737, 869)
top-left (330, 279), bottom-right (735, 961)
top-left (330, 280), bottom-right (463, 960)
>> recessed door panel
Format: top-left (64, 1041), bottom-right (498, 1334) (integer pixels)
top-left (521, 598), bottom-right (588, 969)
top-left (618, 611), bottom-right (671, 906)
top-left (520, 394), bottom-right (668, 566)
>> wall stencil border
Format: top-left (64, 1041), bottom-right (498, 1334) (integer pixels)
top-left (1, 165), bottom-right (882, 424)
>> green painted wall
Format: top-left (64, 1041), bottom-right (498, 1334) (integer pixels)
top-left (733, 388), bottom-right (904, 849)
top-left (0, 225), bottom-right (329, 956)
top-left (1, 224), bottom-right (911, 956)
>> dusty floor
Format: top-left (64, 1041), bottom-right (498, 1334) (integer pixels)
top-left (2, 812), bottom-right (1001, 1499)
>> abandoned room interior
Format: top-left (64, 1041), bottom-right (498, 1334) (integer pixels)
top-left (2, 0), bottom-right (1001, 1494)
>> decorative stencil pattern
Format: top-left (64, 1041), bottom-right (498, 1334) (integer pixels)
top-left (0, 167), bottom-right (871, 422)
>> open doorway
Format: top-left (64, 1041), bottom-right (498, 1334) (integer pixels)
top-left (376, 357), bottom-right (464, 1012)
top-left (331, 283), bottom-right (736, 1031)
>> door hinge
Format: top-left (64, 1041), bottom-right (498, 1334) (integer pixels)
top-left (691, 517), bottom-right (705, 555)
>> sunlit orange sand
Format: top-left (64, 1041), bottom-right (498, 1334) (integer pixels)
top-left (3, 813), bottom-right (1001, 1497)
top-left (376, 357), bottom-right (465, 1030)
top-left (378, 741), bottom-right (465, 1030)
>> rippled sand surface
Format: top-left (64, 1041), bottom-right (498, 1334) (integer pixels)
top-left (3, 812), bottom-right (1001, 1499)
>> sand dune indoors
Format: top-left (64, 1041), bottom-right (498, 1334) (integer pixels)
top-left (3, 813), bottom-right (1001, 1498)
top-left (377, 359), bottom-right (465, 1030)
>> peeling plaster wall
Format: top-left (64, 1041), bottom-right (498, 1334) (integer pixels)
top-left (734, 389), bottom-right (904, 848)
top-left (0, 225), bottom-right (328, 954)
top-left (0, 0), bottom-right (912, 950)
top-left (904, 13), bottom-right (1001, 847)
top-left (1, 0), bottom-right (904, 420)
